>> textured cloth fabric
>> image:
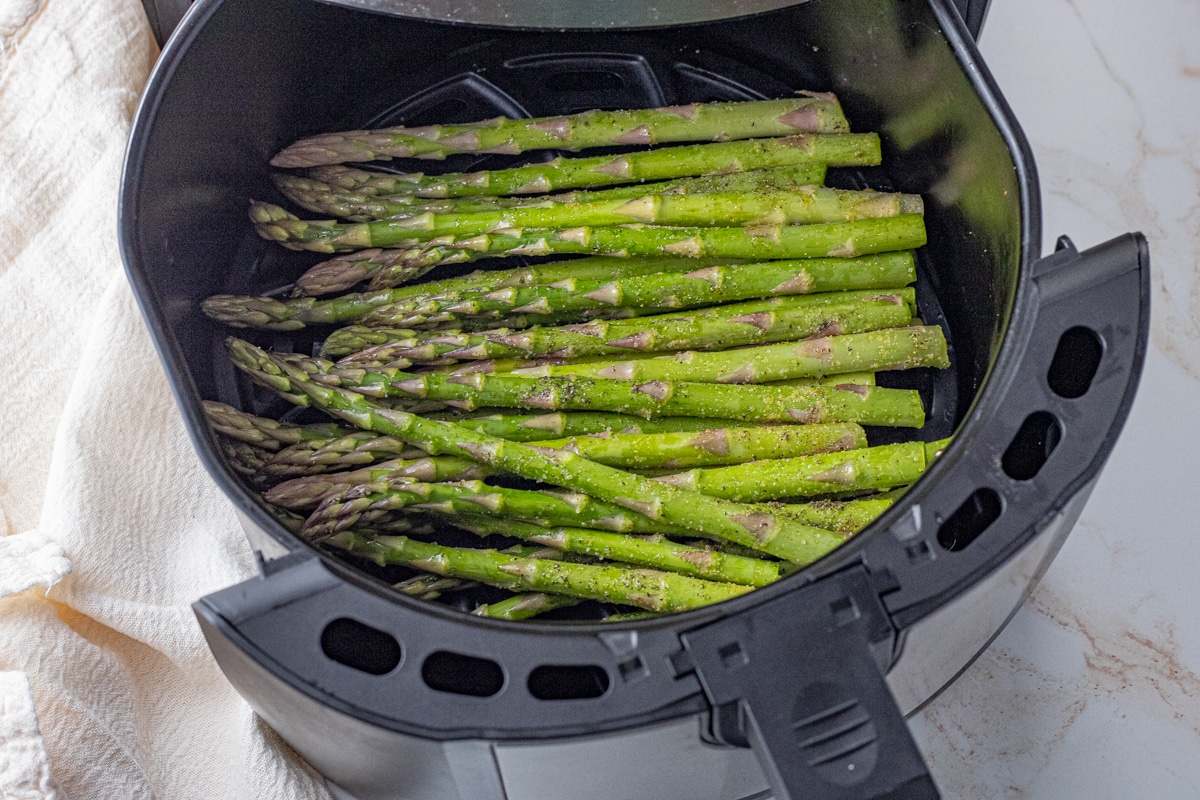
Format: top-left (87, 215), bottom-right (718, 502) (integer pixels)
top-left (0, 1), bottom-right (332, 797)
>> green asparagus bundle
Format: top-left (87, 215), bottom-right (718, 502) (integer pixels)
top-left (201, 97), bottom-right (956, 622)
top-left (270, 96), bottom-right (851, 167)
top-left (298, 134), bottom-right (866, 198)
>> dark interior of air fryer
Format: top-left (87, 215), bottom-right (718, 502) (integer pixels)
top-left (158, 0), bottom-right (1019, 621)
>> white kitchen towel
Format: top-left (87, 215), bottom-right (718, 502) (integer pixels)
top-left (0, 671), bottom-right (56, 800)
top-left (0, 0), bottom-right (332, 797)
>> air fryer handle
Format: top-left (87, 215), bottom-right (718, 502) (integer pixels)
top-left (868, 232), bottom-right (1150, 629)
top-left (678, 566), bottom-right (940, 799)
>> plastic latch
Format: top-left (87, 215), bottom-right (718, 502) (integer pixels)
top-left (1033, 233), bottom-right (1144, 306)
top-left (676, 566), bottom-right (939, 800)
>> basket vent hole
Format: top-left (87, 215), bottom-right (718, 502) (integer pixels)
top-left (527, 665), bottom-right (611, 700)
top-left (1002, 411), bottom-right (1062, 481)
top-left (1047, 326), bottom-right (1104, 398)
top-left (422, 651), bottom-right (504, 697)
top-left (546, 71), bottom-right (626, 92)
top-left (937, 488), bottom-right (1002, 552)
top-left (320, 618), bottom-right (401, 676)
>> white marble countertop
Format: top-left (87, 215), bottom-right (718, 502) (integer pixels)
top-left (910, 1), bottom-right (1200, 796)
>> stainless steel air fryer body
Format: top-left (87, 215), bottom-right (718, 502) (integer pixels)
top-left (118, 1), bottom-right (1149, 798)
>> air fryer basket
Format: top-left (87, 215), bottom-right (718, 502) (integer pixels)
top-left (118, 1), bottom-right (1149, 798)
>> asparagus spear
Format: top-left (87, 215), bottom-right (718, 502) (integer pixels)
top-left (207, 254), bottom-right (709, 329)
top-left (217, 438), bottom-right (269, 476)
top-left (301, 135), bottom-right (863, 198)
top-left (473, 593), bottom-right (582, 620)
top-left (440, 515), bottom-right (784, 587)
top-left (395, 573), bottom-right (479, 601)
top-left (251, 189), bottom-right (922, 251)
top-left (358, 252), bottom-right (917, 328)
top-left (522, 422), bottom-right (865, 469)
top-left (515, 325), bottom-right (949, 384)
top-left (290, 249), bottom-right (444, 297)
top-left (326, 531), bottom-right (752, 613)
top-left (251, 431), bottom-right (426, 481)
top-left (270, 96), bottom-right (850, 167)
top-left (651, 439), bottom-right (950, 502)
top-left (259, 411), bottom-right (776, 479)
top-left (252, 348), bottom-right (926, 427)
top-left (233, 340), bottom-right (856, 563)
top-left (276, 163), bottom-right (831, 222)
top-left (307, 471), bottom-right (887, 536)
top-left (263, 455), bottom-right (486, 508)
top-left (339, 289), bottom-right (914, 363)
top-left (202, 400), bottom-right (349, 449)
top-left (321, 326), bottom-right (431, 359)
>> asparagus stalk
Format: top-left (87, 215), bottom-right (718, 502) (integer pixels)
top-left (651, 439), bottom-right (951, 502)
top-left (207, 254), bottom-right (710, 329)
top-left (270, 96), bottom-right (851, 167)
top-left (217, 438), bottom-right (269, 476)
top-left (252, 431), bottom-right (425, 481)
top-left (251, 190), bottom-right (923, 252)
top-left (321, 326), bottom-right (432, 359)
top-left (254, 348), bottom-right (926, 427)
top-left (234, 340), bottom-right (855, 562)
top-left (290, 249), bottom-right (444, 297)
top-left (263, 455), bottom-right (486, 508)
top-left (301, 135), bottom-right (865, 197)
top-left (276, 163), bottom-right (831, 222)
top-left (358, 252), bottom-right (918, 328)
top-left (441, 515), bottom-right (784, 587)
top-left (260, 410), bottom-right (773, 479)
top-left (395, 573), bottom-right (479, 601)
top-left (326, 531), bottom-right (752, 613)
top-left (254, 410), bottom-right (748, 480)
top-left (473, 593), bottom-right (582, 620)
top-left (342, 289), bottom-right (915, 363)
top-left (514, 325), bottom-right (949, 384)
top-left (523, 422), bottom-right (865, 469)
top-left (301, 469), bottom-right (878, 541)
top-left (203, 400), bottom-right (349, 449)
